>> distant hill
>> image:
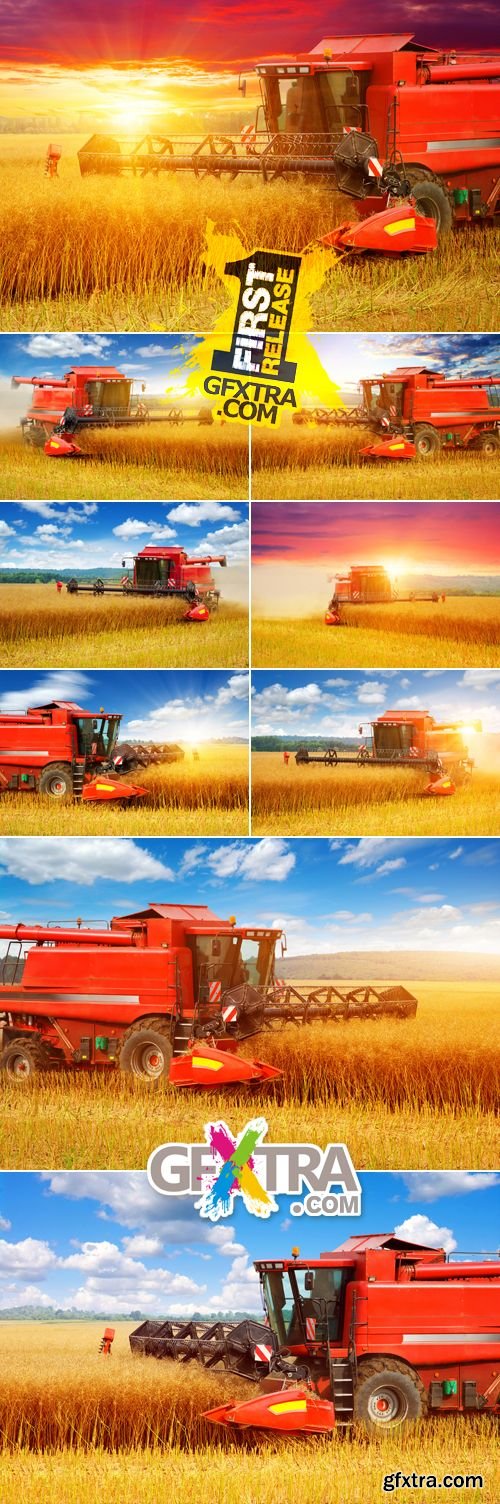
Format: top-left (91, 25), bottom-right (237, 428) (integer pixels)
top-left (276, 951), bottom-right (500, 982)
top-left (253, 737), bottom-right (357, 752)
top-left (0, 569), bottom-right (123, 584)
top-left (0, 1306), bottom-right (254, 1322)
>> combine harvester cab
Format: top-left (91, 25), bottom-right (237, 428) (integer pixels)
top-left (0, 699), bottom-right (146, 804)
top-left (201, 1234), bottom-right (500, 1435)
top-left (0, 904), bottom-right (417, 1084)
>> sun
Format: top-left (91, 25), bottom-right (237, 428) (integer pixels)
top-left (110, 99), bottom-right (160, 134)
top-left (383, 557), bottom-right (409, 582)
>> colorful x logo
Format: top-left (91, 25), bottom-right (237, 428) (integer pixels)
top-left (196, 1117), bottom-right (277, 1221)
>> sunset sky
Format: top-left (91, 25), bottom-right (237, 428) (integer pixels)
top-left (1, 2), bottom-right (498, 127)
top-left (252, 503), bottom-right (500, 577)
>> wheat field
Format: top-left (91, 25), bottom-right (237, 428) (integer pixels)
top-left (251, 424), bottom-right (500, 500)
top-left (0, 585), bottom-right (248, 667)
top-left (252, 599), bottom-right (500, 669)
top-left (0, 426), bottom-right (249, 502)
top-left (0, 137), bottom-right (499, 332)
top-left (0, 745), bottom-right (249, 836)
top-left (0, 981), bottom-right (496, 1170)
top-left (0, 1324), bottom-right (497, 1504)
top-left (251, 753), bottom-right (500, 837)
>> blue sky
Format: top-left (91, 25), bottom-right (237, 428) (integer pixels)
top-left (0, 1170), bottom-right (497, 1315)
top-left (0, 501), bottom-right (249, 573)
top-left (310, 332), bottom-right (500, 395)
top-left (1, 332), bottom-right (201, 396)
top-left (252, 669), bottom-right (500, 737)
top-left (0, 669), bottom-right (249, 744)
top-left (0, 836), bottom-right (498, 956)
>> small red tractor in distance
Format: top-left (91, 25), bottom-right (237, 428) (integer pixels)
top-left (133, 1234), bottom-right (500, 1434)
top-left (296, 709), bottom-right (480, 796)
top-left (0, 700), bottom-right (146, 804)
top-left (0, 902), bottom-right (418, 1084)
top-left (357, 368), bottom-right (500, 459)
top-left (11, 366), bottom-right (193, 458)
top-left (64, 545), bottom-right (227, 623)
top-left (325, 564), bottom-right (445, 623)
top-left (77, 34), bottom-right (500, 253)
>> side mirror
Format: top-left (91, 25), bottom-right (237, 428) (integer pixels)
top-left (281, 936), bottom-right (287, 956)
top-left (239, 76), bottom-right (247, 97)
top-left (122, 560), bottom-right (126, 568)
top-left (304, 1270), bottom-right (314, 1291)
top-left (358, 725), bottom-right (363, 735)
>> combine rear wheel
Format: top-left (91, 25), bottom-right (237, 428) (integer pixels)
top-left (354, 1358), bottom-right (426, 1434)
top-left (118, 1018), bottom-right (174, 1082)
top-left (413, 424), bottom-right (441, 458)
top-left (472, 433), bottom-right (500, 454)
top-left (0, 1036), bottom-right (50, 1079)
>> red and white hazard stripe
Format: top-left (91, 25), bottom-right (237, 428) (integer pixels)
top-left (254, 1343), bottom-right (273, 1365)
top-left (274, 978), bottom-right (286, 992)
top-left (305, 1317), bottom-right (317, 1341)
top-left (209, 980), bottom-right (222, 1004)
top-left (222, 1003), bottom-right (238, 1024)
top-left (241, 122), bottom-right (257, 147)
top-left (367, 156), bottom-right (384, 179)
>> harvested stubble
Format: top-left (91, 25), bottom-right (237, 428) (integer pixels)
top-left (0, 586), bottom-right (248, 668)
top-left (0, 983), bottom-right (497, 1170)
top-left (251, 755), bottom-right (500, 837)
top-left (0, 1325), bottom-right (497, 1504)
top-left (0, 426), bottom-right (249, 502)
top-left (0, 746), bottom-right (249, 837)
top-left (251, 600), bottom-right (500, 670)
top-left (1, 139), bottom-right (498, 331)
top-left (251, 425), bottom-right (499, 501)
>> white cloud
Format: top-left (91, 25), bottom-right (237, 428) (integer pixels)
top-left (0, 1214), bottom-right (11, 1230)
top-left (206, 839), bottom-right (295, 882)
top-left (167, 503), bottom-right (240, 526)
top-left (21, 334), bottom-right (112, 360)
top-left (338, 840), bottom-right (406, 870)
top-left (449, 846), bottom-right (464, 861)
top-left (121, 1235), bottom-right (163, 1256)
top-left (0, 839), bottom-right (174, 887)
top-left (394, 1214), bottom-right (457, 1255)
top-left (0, 1237), bottom-right (57, 1276)
top-left (112, 518), bottom-right (176, 540)
top-left (18, 502), bottom-right (98, 522)
top-left (372, 859), bottom-right (407, 878)
top-left (404, 1173), bottom-right (499, 1203)
top-left (357, 682), bottom-right (387, 705)
top-left (0, 520), bottom-right (15, 538)
top-left (0, 672), bottom-right (91, 715)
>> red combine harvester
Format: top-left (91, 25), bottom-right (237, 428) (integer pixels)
top-left (296, 710), bottom-right (480, 796)
top-left (357, 368), bottom-right (500, 459)
top-left (12, 366), bottom-right (194, 458)
top-left (0, 700), bottom-right (146, 804)
top-left (77, 34), bottom-right (500, 253)
top-left (137, 1234), bottom-right (500, 1434)
top-left (325, 564), bottom-right (445, 623)
top-left (64, 545), bottom-right (227, 623)
top-left (0, 902), bottom-right (417, 1083)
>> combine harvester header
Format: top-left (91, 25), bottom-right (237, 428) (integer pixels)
top-left (73, 34), bottom-right (500, 253)
top-left (0, 902), bottom-right (417, 1084)
top-left (130, 1233), bottom-right (500, 1434)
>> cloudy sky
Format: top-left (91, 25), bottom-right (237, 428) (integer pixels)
top-left (252, 668), bottom-right (500, 738)
top-left (0, 1170), bottom-right (497, 1315)
top-left (0, 0), bottom-right (496, 73)
top-left (310, 332), bottom-right (500, 396)
top-left (0, 501), bottom-right (249, 574)
top-left (0, 669), bottom-right (249, 745)
top-left (1, 333), bottom-right (201, 399)
top-left (251, 501), bottom-right (500, 576)
top-left (0, 835), bottom-right (498, 956)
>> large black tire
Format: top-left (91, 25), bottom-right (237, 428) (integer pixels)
top-left (38, 764), bottom-right (73, 800)
top-left (471, 432), bottom-right (500, 455)
top-left (413, 424), bottom-right (442, 458)
top-left (408, 179), bottom-right (453, 235)
top-left (0, 1036), bottom-right (49, 1080)
top-left (354, 1358), bottom-right (426, 1434)
top-left (117, 1018), bottom-right (173, 1082)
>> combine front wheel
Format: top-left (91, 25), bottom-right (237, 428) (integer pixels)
top-left (413, 424), bottom-right (441, 458)
top-left (408, 179), bottom-right (453, 235)
top-left (354, 1359), bottom-right (426, 1433)
top-left (118, 1018), bottom-right (173, 1082)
